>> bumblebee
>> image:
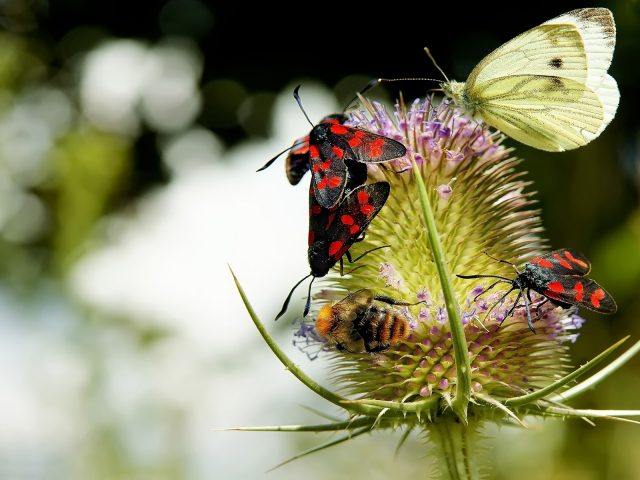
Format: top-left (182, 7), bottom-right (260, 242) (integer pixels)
top-left (315, 289), bottom-right (417, 353)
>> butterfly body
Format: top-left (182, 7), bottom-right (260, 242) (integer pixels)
top-left (457, 249), bottom-right (616, 332)
top-left (442, 8), bottom-right (619, 152)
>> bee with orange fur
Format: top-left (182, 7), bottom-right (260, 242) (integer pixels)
top-left (315, 289), bottom-right (418, 353)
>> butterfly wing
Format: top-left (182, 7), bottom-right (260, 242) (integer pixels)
top-left (462, 8), bottom-right (618, 151)
top-left (543, 8), bottom-right (616, 92)
top-left (308, 182), bottom-right (390, 277)
top-left (473, 75), bottom-right (605, 151)
top-left (541, 276), bottom-right (616, 314)
top-left (468, 8), bottom-right (615, 90)
top-left (529, 249), bottom-right (591, 276)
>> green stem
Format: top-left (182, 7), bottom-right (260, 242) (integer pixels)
top-left (230, 267), bottom-right (381, 417)
top-left (504, 336), bottom-right (628, 407)
top-left (216, 416), bottom-right (375, 432)
top-left (428, 418), bottom-right (485, 480)
top-left (411, 156), bottom-right (471, 423)
top-left (549, 338), bottom-right (640, 402)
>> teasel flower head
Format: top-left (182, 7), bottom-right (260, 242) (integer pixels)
top-left (226, 95), bottom-right (640, 479)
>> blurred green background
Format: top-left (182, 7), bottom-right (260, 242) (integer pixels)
top-left (0, 0), bottom-right (639, 478)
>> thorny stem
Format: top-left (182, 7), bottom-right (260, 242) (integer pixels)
top-left (411, 155), bottom-right (471, 423)
top-left (550, 338), bottom-right (640, 402)
top-left (229, 266), bottom-right (382, 417)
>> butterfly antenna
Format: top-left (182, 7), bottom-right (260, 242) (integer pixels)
top-left (424, 47), bottom-right (449, 83)
top-left (275, 274), bottom-right (312, 321)
top-left (344, 77), bottom-right (442, 111)
top-left (302, 276), bottom-right (316, 317)
top-left (256, 141), bottom-right (305, 172)
top-left (293, 85), bottom-right (314, 127)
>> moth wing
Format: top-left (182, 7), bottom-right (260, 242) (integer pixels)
top-left (472, 75), bottom-right (604, 151)
top-left (530, 249), bottom-right (591, 276)
top-left (309, 140), bottom-right (348, 209)
top-left (285, 134), bottom-right (310, 185)
top-left (543, 277), bottom-right (616, 314)
top-left (324, 182), bottom-right (390, 259)
top-left (328, 126), bottom-right (407, 164)
top-left (308, 182), bottom-right (390, 276)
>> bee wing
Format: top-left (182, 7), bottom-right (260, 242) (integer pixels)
top-left (543, 277), bottom-right (616, 314)
top-left (471, 75), bottom-right (613, 151)
top-left (333, 289), bottom-right (374, 321)
top-left (529, 249), bottom-right (591, 276)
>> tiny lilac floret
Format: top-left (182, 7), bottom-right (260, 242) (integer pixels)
top-left (438, 379), bottom-right (449, 390)
top-left (436, 183), bottom-right (453, 200)
top-left (419, 386), bottom-right (431, 397)
top-left (417, 288), bottom-right (432, 303)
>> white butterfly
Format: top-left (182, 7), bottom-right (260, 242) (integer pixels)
top-left (441, 8), bottom-right (619, 152)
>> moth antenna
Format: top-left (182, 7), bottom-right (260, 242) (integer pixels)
top-left (302, 276), bottom-right (316, 317)
top-left (424, 47), bottom-right (449, 83)
top-left (275, 274), bottom-right (312, 321)
top-left (480, 251), bottom-right (520, 274)
top-left (293, 85), bottom-right (314, 127)
top-left (256, 141), bottom-right (305, 172)
top-left (344, 77), bottom-right (442, 111)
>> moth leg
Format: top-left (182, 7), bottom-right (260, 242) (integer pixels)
top-left (521, 290), bottom-right (536, 334)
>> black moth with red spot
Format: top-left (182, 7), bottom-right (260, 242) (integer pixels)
top-left (457, 249), bottom-right (617, 333)
top-left (257, 86), bottom-right (406, 209)
top-left (307, 121), bottom-right (404, 209)
top-left (275, 181), bottom-right (390, 320)
top-left (284, 114), bottom-right (348, 186)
